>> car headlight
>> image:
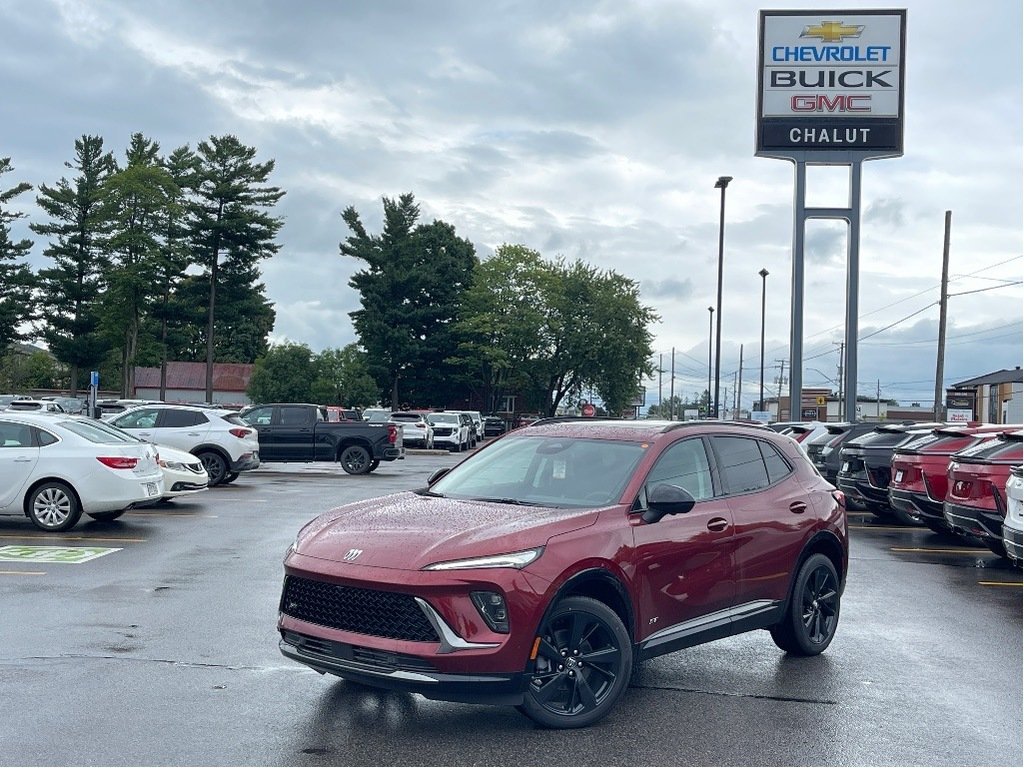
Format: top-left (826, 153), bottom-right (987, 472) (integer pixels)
top-left (159, 459), bottom-right (187, 471)
top-left (422, 547), bottom-right (543, 571)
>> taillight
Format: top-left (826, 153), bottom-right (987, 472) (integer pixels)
top-left (229, 427), bottom-right (251, 438)
top-left (97, 456), bottom-right (139, 470)
top-left (387, 424), bottom-right (397, 444)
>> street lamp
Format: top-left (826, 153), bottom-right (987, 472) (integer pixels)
top-left (713, 175), bottom-right (732, 420)
top-left (707, 306), bottom-right (714, 417)
top-left (758, 268), bottom-right (769, 411)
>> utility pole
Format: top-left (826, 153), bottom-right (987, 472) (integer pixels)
top-left (834, 341), bottom-right (845, 421)
top-left (669, 347), bottom-right (676, 420)
top-left (877, 379), bottom-right (881, 419)
top-left (934, 210), bottom-right (952, 421)
top-left (737, 344), bottom-right (744, 419)
top-left (732, 371), bottom-right (738, 419)
top-left (658, 353), bottom-right (663, 414)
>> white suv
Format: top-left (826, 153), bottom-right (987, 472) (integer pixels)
top-left (428, 412), bottom-right (471, 452)
top-left (106, 404), bottom-right (260, 486)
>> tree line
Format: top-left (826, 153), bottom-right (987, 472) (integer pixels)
top-left (2, 141), bottom-right (658, 415)
top-left (0, 134), bottom-right (282, 398)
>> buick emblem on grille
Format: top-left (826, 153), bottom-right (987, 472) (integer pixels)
top-left (343, 549), bottom-right (363, 562)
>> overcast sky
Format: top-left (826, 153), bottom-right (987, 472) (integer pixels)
top-left (2, 0), bottom-right (1021, 409)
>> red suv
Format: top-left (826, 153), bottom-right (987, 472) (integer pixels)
top-left (278, 419), bottom-right (847, 728)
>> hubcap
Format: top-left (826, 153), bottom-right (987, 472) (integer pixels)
top-left (34, 488), bottom-right (71, 527)
top-left (801, 566), bottom-right (838, 644)
top-left (529, 611), bottom-right (621, 717)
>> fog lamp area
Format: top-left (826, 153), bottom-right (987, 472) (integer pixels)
top-left (470, 591), bottom-right (509, 633)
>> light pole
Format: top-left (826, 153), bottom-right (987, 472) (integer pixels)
top-left (713, 175), bottom-right (732, 420)
top-left (707, 306), bottom-right (714, 417)
top-left (758, 268), bottom-right (769, 411)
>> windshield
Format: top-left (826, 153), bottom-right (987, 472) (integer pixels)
top-left (429, 413), bottom-right (459, 424)
top-left (429, 435), bottom-right (645, 508)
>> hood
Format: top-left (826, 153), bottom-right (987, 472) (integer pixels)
top-left (294, 491), bottom-right (601, 570)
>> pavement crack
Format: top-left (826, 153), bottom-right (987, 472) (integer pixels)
top-left (631, 682), bottom-right (837, 705)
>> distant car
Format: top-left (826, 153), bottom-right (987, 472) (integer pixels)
top-left (1004, 466), bottom-right (1023, 565)
top-left (0, 412), bottom-right (164, 531)
top-left (6, 399), bottom-right (66, 413)
top-left (105, 404), bottom-right (260, 486)
top-left (782, 422), bottom-right (828, 450)
top-left (427, 411), bottom-right (471, 452)
top-left (40, 396), bottom-right (87, 414)
top-left (444, 410), bottom-right (480, 447)
top-left (389, 411), bottom-right (434, 448)
top-left (362, 408), bottom-right (392, 425)
top-left (324, 406), bottom-right (361, 422)
top-left (278, 419), bottom-right (847, 728)
top-left (0, 394), bottom-right (31, 411)
top-left (483, 416), bottom-right (507, 438)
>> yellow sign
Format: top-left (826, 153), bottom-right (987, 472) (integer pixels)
top-left (816, 396), bottom-right (827, 406)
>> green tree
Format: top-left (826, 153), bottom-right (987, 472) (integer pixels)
top-left (0, 157), bottom-right (36, 355)
top-left (31, 135), bottom-right (116, 394)
top-left (247, 342), bottom-right (317, 404)
top-left (191, 135), bottom-right (284, 400)
top-left (311, 344), bottom-right (379, 407)
top-left (101, 133), bottom-right (179, 396)
top-left (341, 193), bottom-right (478, 407)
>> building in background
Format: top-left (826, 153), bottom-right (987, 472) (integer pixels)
top-left (133, 362), bottom-right (253, 406)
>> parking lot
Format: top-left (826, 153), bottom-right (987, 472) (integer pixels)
top-left (0, 451), bottom-right (1020, 766)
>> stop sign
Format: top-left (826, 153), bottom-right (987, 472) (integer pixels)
top-left (581, 403), bottom-right (596, 417)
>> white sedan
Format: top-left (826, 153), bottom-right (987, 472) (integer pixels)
top-left (0, 412), bottom-right (164, 532)
top-left (154, 444), bottom-right (209, 501)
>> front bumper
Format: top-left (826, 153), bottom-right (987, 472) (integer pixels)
top-left (1002, 525), bottom-right (1023, 563)
top-left (280, 631), bottom-right (529, 704)
top-left (943, 501), bottom-right (1003, 541)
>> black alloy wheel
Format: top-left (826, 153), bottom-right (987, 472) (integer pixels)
top-left (221, 472), bottom-right (240, 484)
top-left (519, 596), bottom-right (632, 729)
top-left (770, 553), bottom-right (840, 656)
top-left (198, 451), bottom-right (227, 486)
top-left (339, 445), bottom-right (372, 474)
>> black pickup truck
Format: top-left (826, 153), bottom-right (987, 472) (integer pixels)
top-left (238, 403), bottom-right (404, 474)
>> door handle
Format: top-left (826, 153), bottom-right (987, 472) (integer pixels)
top-left (138, 432), bottom-right (151, 438)
top-left (187, 432), bottom-right (201, 436)
top-left (706, 517), bottom-right (729, 532)
top-left (789, 501), bottom-right (808, 514)
top-left (14, 457), bottom-right (34, 463)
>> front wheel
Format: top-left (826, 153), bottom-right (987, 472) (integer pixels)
top-left (198, 451), bottom-right (228, 486)
top-left (770, 553), bottom-right (840, 656)
top-left (88, 510), bottom-right (126, 522)
top-left (339, 445), bottom-right (372, 474)
top-left (518, 596), bottom-right (632, 729)
top-left (28, 482), bottom-right (82, 532)
top-left (221, 472), bottom-right (240, 485)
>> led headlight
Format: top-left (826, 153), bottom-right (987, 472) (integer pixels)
top-left (471, 591), bottom-right (509, 633)
top-left (422, 547), bottom-right (543, 571)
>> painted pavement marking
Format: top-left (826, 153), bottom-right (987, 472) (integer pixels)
top-left (0, 545), bottom-right (121, 564)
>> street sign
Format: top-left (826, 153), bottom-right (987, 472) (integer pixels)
top-left (90, 370), bottom-right (99, 387)
top-left (581, 403), bottom-right (596, 417)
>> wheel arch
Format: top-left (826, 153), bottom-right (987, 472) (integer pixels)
top-left (191, 444), bottom-right (231, 463)
top-left (794, 530), bottom-right (847, 597)
top-left (335, 437), bottom-right (373, 461)
top-left (543, 567), bottom-right (636, 642)
top-left (22, 477), bottom-right (82, 518)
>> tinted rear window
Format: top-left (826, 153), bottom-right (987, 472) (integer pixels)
top-left (713, 436), bottom-right (770, 494)
top-left (60, 420), bottom-right (138, 444)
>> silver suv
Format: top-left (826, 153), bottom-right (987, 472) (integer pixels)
top-left (106, 404), bottom-right (260, 485)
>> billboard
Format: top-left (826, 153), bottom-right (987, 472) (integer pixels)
top-left (757, 9), bottom-right (906, 158)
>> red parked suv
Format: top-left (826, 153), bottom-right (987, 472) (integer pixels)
top-left (278, 419), bottom-right (847, 728)
top-left (889, 424), bottom-right (1014, 533)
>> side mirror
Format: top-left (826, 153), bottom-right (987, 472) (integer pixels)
top-left (427, 467), bottom-right (451, 485)
top-left (642, 484), bottom-right (696, 524)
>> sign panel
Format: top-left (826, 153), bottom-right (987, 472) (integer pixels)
top-left (947, 408), bottom-right (974, 423)
top-left (757, 9), bottom-right (906, 158)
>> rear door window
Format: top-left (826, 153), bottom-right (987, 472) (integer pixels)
top-left (159, 409), bottom-right (208, 428)
top-left (712, 436), bottom-right (770, 494)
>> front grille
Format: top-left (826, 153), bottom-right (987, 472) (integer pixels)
top-left (280, 575), bottom-right (439, 642)
top-left (282, 630), bottom-right (438, 672)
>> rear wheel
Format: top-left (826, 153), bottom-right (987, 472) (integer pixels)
top-left (221, 472), bottom-right (240, 485)
top-left (28, 482), bottom-right (82, 532)
top-left (770, 553), bottom-right (840, 656)
top-left (198, 451), bottom-right (228, 486)
top-left (88, 510), bottom-right (126, 522)
top-left (339, 445), bottom-right (372, 474)
top-left (518, 596), bottom-right (632, 729)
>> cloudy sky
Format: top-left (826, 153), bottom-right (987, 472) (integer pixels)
top-left (2, 0), bottom-right (1021, 409)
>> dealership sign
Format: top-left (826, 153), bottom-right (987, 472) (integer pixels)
top-left (757, 9), bottom-right (906, 158)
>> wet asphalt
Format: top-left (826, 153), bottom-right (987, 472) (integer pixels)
top-left (0, 449), bottom-right (1020, 766)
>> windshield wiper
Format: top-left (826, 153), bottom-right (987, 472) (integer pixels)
top-left (416, 489), bottom-right (446, 498)
top-left (470, 496), bottom-right (544, 507)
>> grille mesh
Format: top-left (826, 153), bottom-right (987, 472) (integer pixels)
top-left (281, 575), bottom-right (439, 642)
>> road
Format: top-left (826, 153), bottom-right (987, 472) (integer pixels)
top-left (0, 451), bottom-right (1020, 766)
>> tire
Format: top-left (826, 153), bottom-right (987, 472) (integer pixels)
top-left (770, 553), bottom-right (841, 656)
top-left (198, 451), bottom-right (228, 486)
top-left (88, 510), bottom-right (126, 522)
top-left (339, 445), bottom-right (372, 475)
top-left (27, 482), bottom-right (82, 532)
top-left (518, 596), bottom-right (632, 729)
top-left (368, 459), bottom-right (380, 472)
top-left (221, 472), bottom-right (240, 485)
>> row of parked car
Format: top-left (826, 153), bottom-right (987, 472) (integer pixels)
top-left (778, 420), bottom-right (1023, 563)
top-left (362, 408), bottom-right (507, 451)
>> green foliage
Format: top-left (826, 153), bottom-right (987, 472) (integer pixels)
top-left (31, 135), bottom-right (117, 394)
top-left (0, 157), bottom-right (35, 354)
top-left (247, 343), bottom-right (317, 404)
top-left (341, 193), bottom-right (478, 407)
top-left (310, 344), bottom-right (379, 407)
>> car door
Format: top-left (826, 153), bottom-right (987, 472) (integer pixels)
top-left (110, 407), bottom-right (163, 441)
top-left (630, 436), bottom-right (736, 649)
top-left (0, 420), bottom-right (40, 510)
top-left (153, 408), bottom-right (212, 452)
top-left (711, 435), bottom-right (806, 607)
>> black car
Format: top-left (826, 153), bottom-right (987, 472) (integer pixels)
top-left (482, 416), bottom-right (506, 438)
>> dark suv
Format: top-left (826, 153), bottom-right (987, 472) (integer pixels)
top-left (278, 419), bottom-right (847, 728)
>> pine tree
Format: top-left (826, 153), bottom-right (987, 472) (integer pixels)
top-left (0, 157), bottom-right (36, 355)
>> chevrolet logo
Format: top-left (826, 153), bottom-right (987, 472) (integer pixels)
top-left (801, 21), bottom-right (865, 43)
top-left (342, 549), bottom-right (363, 562)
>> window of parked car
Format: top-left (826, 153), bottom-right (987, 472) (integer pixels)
top-left (60, 419), bottom-right (139, 444)
top-left (642, 437), bottom-right (714, 503)
top-left (279, 406), bottom-right (309, 426)
top-left (0, 421), bottom-right (33, 447)
top-left (158, 409), bottom-right (209, 428)
top-left (35, 428), bottom-right (59, 447)
top-left (712, 436), bottom-right (772, 494)
top-left (113, 408), bottom-right (160, 428)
